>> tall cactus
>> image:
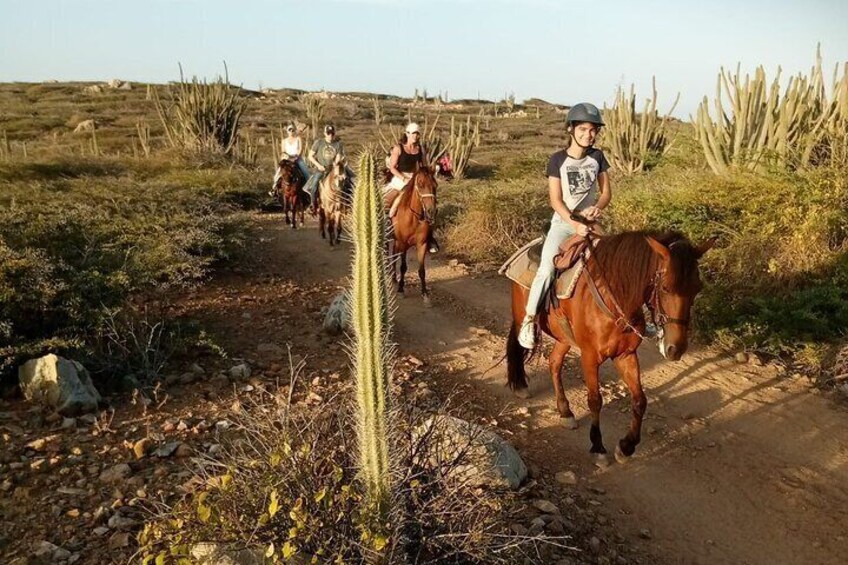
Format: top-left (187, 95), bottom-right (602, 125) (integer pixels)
top-left (693, 46), bottom-right (848, 174)
top-left (448, 115), bottom-right (481, 179)
top-left (350, 150), bottom-right (395, 523)
top-left (602, 77), bottom-right (679, 174)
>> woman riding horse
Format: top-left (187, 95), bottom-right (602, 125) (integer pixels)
top-left (384, 123), bottom-right (439, 254)
top-left (507, 231), bottom-right (713, 464)
top-left (389, 166), bottom-right (438, 304)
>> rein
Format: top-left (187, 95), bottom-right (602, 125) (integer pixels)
top-left (583, 238), bottom-right (687, 341)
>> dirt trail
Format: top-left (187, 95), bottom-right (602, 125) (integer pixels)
top-left (264, 214), bottom-right (848, 565)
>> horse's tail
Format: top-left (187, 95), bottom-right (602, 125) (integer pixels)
top-left (506, 323), bottom-right (530, 391)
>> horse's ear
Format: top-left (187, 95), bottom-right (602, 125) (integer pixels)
top-left (695, 237), bottom-right (717, 258)
top-left (645, 237), bottom-right (671, 262)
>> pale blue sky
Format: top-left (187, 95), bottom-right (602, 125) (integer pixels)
top-left (1, 0), bottom-right (846, 118)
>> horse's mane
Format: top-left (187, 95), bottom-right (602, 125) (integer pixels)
top-left (592, 231), bottom-right (700, 314)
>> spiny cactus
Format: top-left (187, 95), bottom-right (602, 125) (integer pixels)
top-left (448, 115), bottom-right (481, 179)
top-left (603, 77), bottom-right (679, 175)
top-left (350, 150), bottom-right (395, 521)
top-left (153, 64), bottom-right (246, 155)
top-left (299, 93), bottom-right (327, 137)
top-left (693, 46), bottom-right (848, 174)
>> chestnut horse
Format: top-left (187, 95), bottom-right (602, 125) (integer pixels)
top-left (318, 160), bottom-right (346, 246)
top-left (276, 159), bottom-right (307, 229)
top-left (507, 231), bottom-right (713, 464)
top-left (389, 166), bottom-right (438, 304)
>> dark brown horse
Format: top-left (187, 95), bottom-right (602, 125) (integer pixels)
top-left (389, 166), bottom-right (438, 304)
top-left (318, 160), bottom-right (347, 246)
top-left (507, 231), bottom-right (713, 464)
top-left (276, 159), bottom-right (307, 229)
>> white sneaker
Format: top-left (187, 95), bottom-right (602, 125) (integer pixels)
top-left (517, 315), bottom-right (535, 349)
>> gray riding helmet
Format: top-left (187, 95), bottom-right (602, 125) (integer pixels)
top-left (566, 103), bottom-right (605, 126)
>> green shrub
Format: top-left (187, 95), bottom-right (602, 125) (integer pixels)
top-left (0, 157), bottom-right (255, 383)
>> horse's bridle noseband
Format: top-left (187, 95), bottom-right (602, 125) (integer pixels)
top-left (408, 174), bottom-right (436, 223)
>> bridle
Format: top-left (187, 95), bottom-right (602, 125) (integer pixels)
top-left (407, 172), bottom-right (437, 223)
top-left (588, 239), bottom-right (689, 342)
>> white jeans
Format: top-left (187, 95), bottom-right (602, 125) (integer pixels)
top-left (525, 217), bottom-right (576, 316)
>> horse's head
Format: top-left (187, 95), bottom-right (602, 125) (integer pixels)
top-left (412, 165), bottom-right (438, 222)
top-left (277, 159), bottom-right (300, 189)
top-left (645, 235), bottom-right (715, 361)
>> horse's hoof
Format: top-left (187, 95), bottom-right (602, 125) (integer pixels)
top-left (614, 445), bottom-right (630, 464)
top-left (563, 416), bottom-right (578, 430)
top-left (422, 295), bottom-right (432, 307)
top-left (593, 453), bottom-right (611, 469)
top-left (513, 387), bottom-right (531, 400)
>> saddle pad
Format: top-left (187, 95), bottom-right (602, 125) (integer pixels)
top-left (499, 237), bottom-right (584, 299)
top-left (555, 260), bottom-right (585, 299)
top-left (498, 237), bottom-right (544, 289)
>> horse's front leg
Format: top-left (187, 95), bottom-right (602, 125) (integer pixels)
top-left (319, 209), bottom-right (326, 239)
top-left (328, 216), bottom-right (335, 247)
top-left (290, 197), bottom-right (298, 229)
top-left (613, 353), bottom-right (646, 462)
top-left (416, 240), bottom-right (431, 306)
top-left (550, 341), bottom-right (577, 429)
top-left (334, 212), bottom-right (342, 245)
top-left (397, 250), bottom-right (407, 295)
top-left (581, 354), bottom-right (608, 464)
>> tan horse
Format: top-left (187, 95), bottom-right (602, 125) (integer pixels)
top-left (318, 160), bottom-right (346, 246)
top-left (389, 166), bottom-right (438, 304)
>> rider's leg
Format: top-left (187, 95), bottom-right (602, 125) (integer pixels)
top-left (518, 218), bottom-right (576, 349)
top-left (305, 172), bottom-right (322, 212)
top-left (270, 166), bottom-right (282, 196)
top-left (296, 158), bottom-right (310, 183)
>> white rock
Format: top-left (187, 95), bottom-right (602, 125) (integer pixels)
top-left (18, 354), bottom-right (102, 416)
top-left (228, 364), bottom-right (251, 379)
top-left (73, 119), bottom-right (96, 132)
top-left (190, 542), bottom-right (266, 565)
top-left (99, 463), bottom-right (132, 483)
top-left (533, 499), bottom-right (560, 514)
top-left (323, 291), bottom-right (351, 335)
top-left (415, 415), bottom-right (527, 490)
top-left (555, 470), bottom-right (578, 486)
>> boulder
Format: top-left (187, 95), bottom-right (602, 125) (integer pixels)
top-left (73, 119), bottom-right (96, 132)
top-left (415, 415), bottom-right (527, 490)
top-left (18, 354), bottom-right (102, 416)
top-left (322, 291), bottom-right (351, 335)
top-left (190, 543), bottom-right (266, 565)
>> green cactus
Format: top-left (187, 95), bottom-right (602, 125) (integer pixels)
top-left (602, 77), bottom-right (679, 174)
top-left (448, 115), bottom-right (481, 179)
top-left (350, 150), bottom-right (395, 519)
top-left (693, 46), bottom-right (848, 174)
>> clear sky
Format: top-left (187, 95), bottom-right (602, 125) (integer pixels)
top-left (1, 0), bottom-right (846, 118)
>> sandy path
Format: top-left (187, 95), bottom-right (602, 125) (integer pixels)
top-left (262, 214), bottom-right (848, 565)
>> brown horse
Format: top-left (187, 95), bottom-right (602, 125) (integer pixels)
top-left (276, 159), bottom-right (307, 229)
top-left (507, 231), bottom-right (713, 464)
top-left (318, 160), bottom-right (346, 246)
top-left (389, 166), bottom-right (438, 304)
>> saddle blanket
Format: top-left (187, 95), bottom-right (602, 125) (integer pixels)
top-left (498, 237), bottom-right (584, 299)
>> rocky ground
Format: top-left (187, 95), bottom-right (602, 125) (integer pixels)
top-left (3, 212), bottom-right (848, 565)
